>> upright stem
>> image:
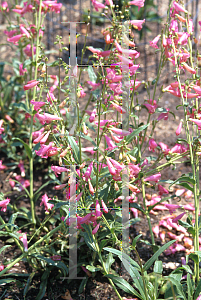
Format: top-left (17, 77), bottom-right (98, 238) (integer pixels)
top-left (28, 0), bottom-right (43, 226)
top-left (94, 237), bottom-right (123, 300)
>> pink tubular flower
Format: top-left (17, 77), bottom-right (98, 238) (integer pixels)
top-left (83, 162), bottom-right (93, 181)
top-left (106, 157), bottom-right (116, 175)
top-left (152, 225), bottom-right (159, 238)
top-left (54, 183), bottom-right (67, 190)
top-left (172, 212), bottom-right (186, 223)
top-left (149, 138), bottom-right (157, 152)
top-left (104, 135), bottom-right (116, 151)
top-left (95, 200), bottom-right (102, 217)
top-left (0, 264), bottom-right (4, 271)
top-left (144, 173), bottom-right (161, 183)
top-left (40, 194), bottom-right (54, 212)
top-left (87, 81), bottom-right (100, 91)
top-left (182, 62), bottom-right (196, 74)
top-left (127, 183), bottom-right (140, 194)
top-left (176, 121), bottom-right (182, 136)
top-left (189, 118), bottom-right (201, 130)
top-left (19, 63), bottom-right (27, 76)
top-left (1, 1), bottom-right (9, 11)
top-left (105, 0), bottom-right (113, 5)
top-left (35, 112), bottom-right (62, 125)
top-left (159, 231), bottom-right (166, 242)
top-left (109, 126), bottom-right (130, 136)
top-left (91, 0), bottom-right (106, 11)
top-left (101, 200), bottom-right (108, 213)
top-left (7, 34), bottom-right (23, 44)
top-left (128, 0), bottom-right (145, 11)
top-left (164, 204), bottom-right (181, 214)
top-left (19, 233), bottom-right (28, 252)
top-left (173, 1), bottom-right (188, 13)
top-left (51, 165), bottom-right (69, 177)
top-left (144, 103), bottom-right (157, 114)
top-left (92, 223), bottom-right (100, 234)
top-left (0, 198), bottom-right (10, 212)
top-left (35, 142), bottom-right (58, 158)
top-left (183, 203), bottom-right (195, 212)
top-left (0, 120), bottom-right (4, 134)
top-left (149, 35), bottom-right (160, 49)
top-left (24, 80), bottom-right (39, 91)
top-left (24, 44), bottom-right (36, 57)
top-left (0, 160), bottom-right (6, 170)
top-left (81, 147), bottom-right (96, 155)
top-left (20, 25), bottom-right (31, 38)
top-left (157, 108), bottom-right (170, 121)
top-left (158, 184), bottom-right (169, 196)
top-left (130, 19), bottom-right (145, 31)
top-left (88, 179), bottom-right (95, 195)
top-left (110, 102), bottom-right (126, 114)
top-left (18, 160), bottom-right (25, 177)
top-left (30, 100), bottom-right (46, 111)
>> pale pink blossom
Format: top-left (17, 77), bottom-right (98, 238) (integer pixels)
top-left (95, 200), bottom-right (102, 217)
top-left (51, 165), bottom-right (69, 177)
top-left (104, 135), bottom-right (116, 151)
top-left (91, 0), bottom-right (106, 11)
top-left (101, 200), bottom-right (108, 213)
top-left (158, 184), bottom-right (169, 196)
top-left (0, 160), bottom-right (6, 170)
top-left (172, 212), bottom-right (186, 223)
top-left (1, 1), bottom-right (9, 11)
top-left (144, 173), bottom-right (161, 183)
top-left (159, 231), bottom-right (166, 242)
top-left (24, 80), bottom-right (39, 91)
top-left (149, 138), bottom-right (157, 152)
top-left (83, 162), bottom-right (93, 181)
top-left (19, 63), bottom-right (27, 76)
top-left (88, 179), bottom-right (95, 195)
top-left (165, 204), bottom-right (181, 214)
top-left (152, 225), bottom-right (159, 238)
top-left (40, 194), bottom-right (54, 212)
top-left (130, 19), bottom-right (145, 31)
top-left (7, 34), bottom-right (23, 45)
top-left (19, 233), bottom-right (28, 252)
top-left (173, 1), bottom-right (188, 14)
top-left (175, 189), bottom-right (185, 197)
top-left (189, 118), bottom-right (201, 130)
top-left (0, 264), bottom-right (4, 271)
top-left (18, 160), bottom-right (25, 177)
top-left (30, 100), bottom-right (45, 111)
top-left (24, 44), bottom-right (36, 57)
top-left (176, 121), bottom-right (182, 136)
top-left (149, 35), bottom-right (160, 49)
top-left (92, 223), bottom-right (100, 234)
top-left (157, 108), bottom-right (169, 121)
top-left (128, 0), bottom-right (145, 11)
top-left (20, 25), bottom-right (31, 38)
top-left (0, 198), bottom-right (10, 212)
top-left (54, 184), bottom-right (67, 190)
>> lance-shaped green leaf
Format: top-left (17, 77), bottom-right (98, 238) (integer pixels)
top-left (81, 224), bottom-right (97, 252)
top-left (143, 240), bottom-right (176, 271)
top-left (169, 174), bottom-right (195, 193)
top-left (126, 124), bottom-right (149, 144)
top-left (105, 274), bottom-right (143, 299)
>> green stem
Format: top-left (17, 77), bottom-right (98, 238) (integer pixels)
top-left (0, 223), bottom-right (63, 276)
top-left (94, 237), bottom-right (123, 300)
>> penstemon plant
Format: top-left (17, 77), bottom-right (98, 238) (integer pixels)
top-left (0, 0), bottom-right (201, 299)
